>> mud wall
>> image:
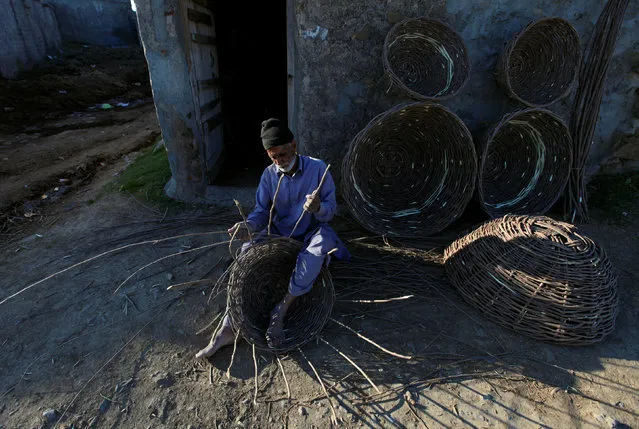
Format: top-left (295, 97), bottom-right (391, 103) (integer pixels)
top-left (0, 0), bottom-right (62, 79)
top-left (292, 0), bottom-right (639, 181)
top-left (50, 0), bottom-right (139, 46)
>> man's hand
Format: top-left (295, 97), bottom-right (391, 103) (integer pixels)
top-left (303, 191), bottom-right (320, 213)
top-left (228, 221), bottom-right (253, 240)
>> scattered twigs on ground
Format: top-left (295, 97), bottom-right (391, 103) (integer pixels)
top-left (167, 279), bottom-right (213, 291)
top-left (319, 336), bottom-right (381, 393)
top-left (298, 347), bottom-right (340, 425)
top-left (226, 331), bottom-right (241, 379)
top-left (329, 318), bottom-right (412, 360)
top-left (276, 356), bottom-right (291, 399)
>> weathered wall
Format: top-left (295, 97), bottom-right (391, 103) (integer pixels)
top-left (132, 0), bottom-right (212, 202)
top-left (0, 0), bottom-right (61, 79)
top-left (292, 0), bottom-right (639, 182)
top-left (50, 0), bottom-right (139, 46)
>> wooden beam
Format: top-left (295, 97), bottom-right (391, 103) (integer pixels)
top-left (191, 33), bottom-right (216, 45)
top-left (199, 78), bottom-right (220, 90)
top-left (200, 98), bottom-right (220, 115)
top-left (187, 8), bottom-right (212, 26)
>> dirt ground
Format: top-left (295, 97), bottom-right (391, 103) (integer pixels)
top-left (1, 45), bottom-right (638, 429)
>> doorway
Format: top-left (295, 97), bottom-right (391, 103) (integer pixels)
top-left (212, 0), bottom-right (288, 186)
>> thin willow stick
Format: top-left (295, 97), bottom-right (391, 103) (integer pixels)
top-left (226, 331), bottom-right (240, 379)
top-left (252, 344), bottom-right (259, 405)
top-left (233, 199), bottom-right (253, 245)
top-left (329, 318), bottom-right (412, 360)
top-left (298, 347), bottom-right (339, 425)
top-left (1, 231), bottom-right (227, 306)
top-left (319, 337), bottom-right (380, 393)
top-left (268, 174), bottom-right (285, 236)
top-left (196, 312), bottom-right (223, 335)
top-left (113, 241), bottom-right (230, 294)
top-left (339, 295), bottom-right (414, 304)
top-left (167, 279), bottom-right (213, 291)
top-left (288, 164), bottom-right (331, 238)
top-left (276, 356), bottom-right (291, 399)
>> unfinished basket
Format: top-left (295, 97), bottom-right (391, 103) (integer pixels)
top-left (444, 215), bottom-right (618, 345)
top-left (383, 17), bottom-right (470, 101)
top-left (227, 237), bottom-right (334, 353)
top-left (478, 109), bottom-right (572, 218)
top-left (342, 102), bottom-right (477, 237)
top-left (497, 18), bottom-right (580, 107)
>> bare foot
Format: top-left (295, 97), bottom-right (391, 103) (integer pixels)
top-left (266, 304), bottom-right (285, 349)
top-left (195, 322), bottom-right (234, 359)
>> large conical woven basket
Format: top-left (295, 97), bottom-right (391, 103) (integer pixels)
top-left (227, 237), bottom-right (334, 353)
top-left (342, 102), bottom-right (477, 237)
top-left (383, 17), bottom-right (470, 101)
top-left (496, 18), bottom-right (580, 107)
top-left (478, 109), bottom-right (572, 218)
top-left (444, 215), bottom-right (618, 345)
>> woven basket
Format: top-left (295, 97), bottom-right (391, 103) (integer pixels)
top-left (478, 109), bottom-right (572, 218)
top-left (497, 18), bottom-right (580, 107)
top-left (342, 102), bottom-right (477, 237)
top-left (227, 237), bottom-right (334, 353)
top-left (383, 17), bottom-right (470, 101)
top-left (444, 215), bottom-right (618, 345)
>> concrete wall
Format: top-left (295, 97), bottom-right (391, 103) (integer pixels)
top-left (50, 0), bottom-right (139, 46)
top-left (292, 0), bottom-right (639, 182)
top-left (132, 0), bottom-right (210, 201)
top-left (0, 0), bottom-right (61, 79)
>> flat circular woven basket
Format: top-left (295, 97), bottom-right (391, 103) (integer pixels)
top-left (342, 102), bottom-right (477, 237)
top-left (444, 215), bottom-right (618, 345)
top-left (227, 237), bottom-right (334, 353)
top-left (497, 18), bottom-right (580, 107)
top-left (478, 109), bottom-right (572, 218)
top-left (383, 17), bottom-right (470, 101)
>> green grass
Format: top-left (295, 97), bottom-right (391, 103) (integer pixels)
top-left (106, 144), bottom-right (184, 209)
top-left (588, 172), bottom-right (639, 224)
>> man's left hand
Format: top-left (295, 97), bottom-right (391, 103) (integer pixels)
top-left (303, 191), bottom-right (320, 213)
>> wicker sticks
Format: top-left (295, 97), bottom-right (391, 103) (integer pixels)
top-left (444, 215), bottom-right (618, 345)
top-left (383, 17), bottom-right (470, 101)
top-left (478, 109), bottom-right (572, 218)
top-left (226, 237), bottom-right (334, 353)
top-left (497, 18), bottom-right (580, 107)
top-left (566, 0), bottom-right (630, 222)
top-left (342, 102), bottom-right (477, 237)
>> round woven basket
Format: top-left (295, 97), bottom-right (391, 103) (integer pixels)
top-left (342, 102), bottom-right (477, 237)
top-left (227, 237), bottom-right (334, 353)
top-left (444, 215), bottom-right (618, 345)
top-left (497, 18), bottom-right (580, 107)
top-left (478, 109), bottom-right (572, 218)
top-left (383, 17), bottom-right (470, 101)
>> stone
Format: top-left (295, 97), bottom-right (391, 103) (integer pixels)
top-left (612, 421), bottom-right (632, 429)
top-left (298, 406), bottom-right (307, 416)
top-left (166, 273), bottom-right (174, 281)
top-left (43, 408), bottom-right (60, 422)
top-left (352, 26), bottom-right (371, 41)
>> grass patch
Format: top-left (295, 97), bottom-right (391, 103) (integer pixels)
top-left (106, 144), bottom-right (186, 209)
top-left (588, 172), bottom-right (639, 224)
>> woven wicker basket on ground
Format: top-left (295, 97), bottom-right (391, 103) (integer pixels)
top-left (383, 17), bottom-right (470, 101)
top-left (227, 237), bottom-right (334, 353)
top-left (444, 215), bottom-right (618, 345)
top-left (342, 102), bottom-right (477, 237)
top-left (497, 18), bottom-right (580, 107)
top-left (478, 109), bottom-right (572, 218)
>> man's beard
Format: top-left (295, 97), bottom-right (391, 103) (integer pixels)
top-left (276, 157), bottom-right (296, 173)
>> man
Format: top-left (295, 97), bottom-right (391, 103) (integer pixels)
top-left (196, 118), bottom-right (349, 359)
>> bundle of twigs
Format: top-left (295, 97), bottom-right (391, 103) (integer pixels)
top-left (478, 109), bottom-right (572, 218)
top-left (383, 17), bottom-right (470, 101)
top-left (342, 102), bottom-right (477, 237)
top-left (226, 237), bottom-right (334, 353)
top-left (444, 215), bottom-right (618, 345)
top-left (565, 0), bottom-right (630, 222)
top-left (496, 18), bottom-right (580, 107)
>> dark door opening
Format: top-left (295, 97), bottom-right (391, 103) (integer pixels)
top-left (212, 1), bottom-right (288, 186)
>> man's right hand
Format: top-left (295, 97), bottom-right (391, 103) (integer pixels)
top-left (228, 221), bottom-right (253, 240)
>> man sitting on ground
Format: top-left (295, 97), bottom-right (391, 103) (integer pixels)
top-left (196, 118), bottom-right (349, 358)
